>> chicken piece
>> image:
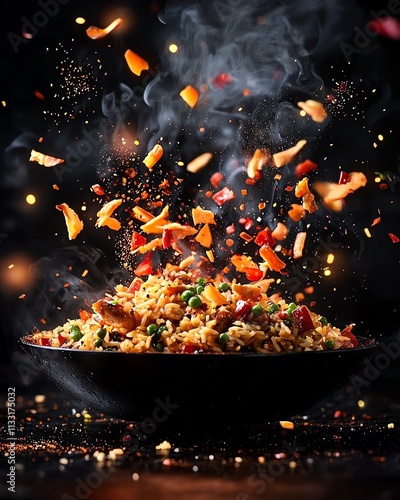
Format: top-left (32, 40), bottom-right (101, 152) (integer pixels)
top-left (92, 298), bottom-right (139, 333)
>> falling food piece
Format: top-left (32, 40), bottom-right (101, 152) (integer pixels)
top-left (288, 204), bottom-right (306, 222)
top-left (195, 223), bottom-right (213, 248)
top-left (272, 222), bottom-right (289, 241)
top-left (279, 421), bottom-right (295, 430)
top-left (295, 177), bottom-right (318, 213)
top-left (313, 172), bottom-right (367, 211)
top-left (210, 172), bottom-right (224, 188)
top-left (297, 100), bottom-right (328, 123)
top-left (91, 184), bottom-right (105, 196)
top-left (273, 140), bottom-right (307, 168)
top-left (124, 49), bottom-right (149, 76)
top-left (247, 148), bottom-right (271, 178)
top-left (368, 17), bottom-right (400, 40)
top-left (96, 199), bottom-right (123, 231)
top-left (141, 205), bottom-right (170, 234)
top-left (212, 186), bottom-right (236, 206)
top-left (86, 17), bottom-right (123, 39)
top-left (293, 232), bottom-right (307, 259)
top-left (295, 159), bottom-right (318, 178)
top-left (56, 203), bottom-right (84, 240)
top-left (34, 90), bottom-right (45, 100)
top-left (192, 206), bottom-right (216, 225)
top-left (186, 152), bottom-right (213, 173)
top-left (231, 254), bottom-right (259, 273)
top-left (259, 244), bottom-right (286, 274)
top-left (30, 149), bottom-right (64, 167)
top-left (162, 222), bottom-right (198, 240)
top-left (179, 85), bottom-right (199, 108)
top-left (132, 206), bottom-right (154, 223)
top-left (388, 232), bottom-right (400, 243)
top-left (143, 144), bottom-right (163, 169)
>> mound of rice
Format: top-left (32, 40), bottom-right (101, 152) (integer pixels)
top-left (26, 265), bottom-right (359, 353)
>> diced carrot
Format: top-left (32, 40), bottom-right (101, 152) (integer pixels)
top-left (288, 204), bottom-right (306, 222)
top-left (259, 244), bottom-right (286, 273)
top-left (192, 206), bottom-right (216, 225)
top-left (141, 205), bottom-right (169, 234)
top-left (271, 222), bottom-right (289, 241)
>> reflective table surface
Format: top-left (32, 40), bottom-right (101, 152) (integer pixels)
top-left (1, 349), bottom-right (400, 500)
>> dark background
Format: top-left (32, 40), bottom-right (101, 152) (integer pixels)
top-left (1, 0), bottom-right (400, 381)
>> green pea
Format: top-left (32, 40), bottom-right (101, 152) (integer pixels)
top-left (181, 289), bottom-right (195, 303)
top-left (251, 304), bottom-right (264, 316)
top-left (286, 302), bottom-right (297, 316)
top-left (96, 327), bottom-right (107, 340)
top-left (320, 316), bottom-right (328, 326)
top-left (94, 338), bottom-right (103, 348)
top-left (197, 277), bottom-right (206, 287)
top-left (188, 295), bottom-right (202, 308)
top-left (152, 341), bottom-right (164, 352)
top-left (217, 283), bottom-right (230, 292)
top-left (217, 333), bottom-right (229, 345)
top-left (157, 325), bottom-right (167, 334)
top-left (325, 339), bottom-right (335, 349)
top-left (267, 303), bottom-right (279, 314)
top-left (70, 325), bottom-right (83, 341)
top-left (196, 285), bottom-right (204, 295)
top-left (147, 324), bottom-right (159, 336)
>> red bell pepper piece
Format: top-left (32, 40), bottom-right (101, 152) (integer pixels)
top-left (295, 159), bottom-right (317, 179)
top-left (41, 337), bottom-right (52, 346)
top-left (162, 228), bottom-right (173, 249)
top-left (254, 228), bottom-right (276, 247)
top-left (131, 231), bottom-right (147, 251)
top-left (235, 300), bottom-right (252, 319)
top-left (341, 325), bottom-right (359, 347)
top-left (212, 186), bottom-right (236, 206)
top-left (244, 267), bottom-right (263, 281)
top-left (292, 305), bottom-right (314, 332)
top-left (134, 252), bottom-right (153, 277)
top-left (338, 171), bottom-right (350, 184)
top-left (58, 334), bottom-right (66, 346)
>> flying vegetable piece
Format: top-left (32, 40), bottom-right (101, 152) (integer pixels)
top-left (143, 144), bottom-right (163, 169)
top-left (273, 140), bottom-right (307, 168)
top-left (295, 177), bottom-right (318, 214)
top-left (179, 85), bottom-right (199, 108)
top-left (297, 100), bottom-right (328, 123)
top-left (141, 205), bottom-right (170, 234)
top-left (293, 231), bottom-right (307, 259)
top-left (56, 203), bottom-right (84, 240)
top-left (288, 204), bottom-right (306, 222)
top-left (247, 148), bottom-right (271, 178)
top-left (186, 152), bottom-right (213, 173)
top-left (96, 199), bottom-right (123, 230)
top-left (313, 171), bottom-right (367, 211)
top-left (192, 206), bottom-right (216, 225)
top-left (295, 159), bottom-right (318, 178)
top-left (195, 223), bottom-right (212, 248)
top-left (86, 17), bottom-right (123, 39)
top-left (271, 222), bottom-right (289, 241)
top-left (212, 186), bottom-right (236, 206)
top-left (30, 149), bottom-right (64, 167)
top-left (124, 48), bottom-right (149, 76)
top-left (259, 244), bottom-right (287, 274)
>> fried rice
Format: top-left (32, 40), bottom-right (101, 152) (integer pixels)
top-left (26, 265), bottom-right (359, 353)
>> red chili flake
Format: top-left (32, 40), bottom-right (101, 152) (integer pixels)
top-left (368, 17), bottom-right (400, 40)
top-left (239, 217), bottom-right (254, 231)
top-left (212, 73), bottom-right (233, 88)
top-left (34, 90), bottom-right (45, 100)
top-left (91, 184), bottom-right (105, 196)
top-left (226, 224), bottom-right (236, 234)
top-left (388, 232), bottom-right (400, 243)
top-left (295, 159), bottom-right (318, 179)
top-left (371, 217), bottom-right (381, 227)
top-left (210, 172), bottom-right (224, 188)
top-left (212, 186), bottom-right (236, 206)
top-left (338, 171), bottom-right (350, 184)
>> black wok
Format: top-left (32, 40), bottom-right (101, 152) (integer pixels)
top-left (21, 336), bottom-right (378, 428)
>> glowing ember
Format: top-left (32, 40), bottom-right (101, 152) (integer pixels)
top-left (86, 17), bottom-right (123, 40)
